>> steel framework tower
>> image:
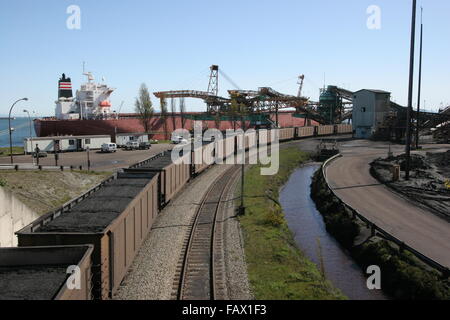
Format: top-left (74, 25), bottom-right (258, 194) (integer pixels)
top-left (207, 65), bottom-right (219, 96)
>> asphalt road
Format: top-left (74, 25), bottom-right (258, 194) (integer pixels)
top-left (325, 139), bottom-right (450, 268)
top-left (0, 144), bottom-right (173, 172)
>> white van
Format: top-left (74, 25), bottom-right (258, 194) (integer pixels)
top-left (171, 135), bottom-right (189, 145)
top-left (101, 143), bottom-right (117, 153)
top-left (125, 141), bottom-right (140, 150)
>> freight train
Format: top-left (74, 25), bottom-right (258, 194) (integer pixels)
top-left (3, 124), bottom-right (352, 300)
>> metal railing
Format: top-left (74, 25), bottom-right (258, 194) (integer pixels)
top-left (322, 154), bottom-right (450, 277)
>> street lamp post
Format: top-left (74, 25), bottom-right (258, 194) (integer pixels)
top-left (9, 98), bottom-right (28, 164)
top-left (23, 109), bottom-right (34, 165)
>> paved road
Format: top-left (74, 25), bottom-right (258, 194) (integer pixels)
top-left (325, 139), bottom-right (450, 268)
top-left (0, 144), bottom-right (172, 172)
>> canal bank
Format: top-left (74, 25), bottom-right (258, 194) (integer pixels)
top-left (280, 164), bottom-right (387, 300)
top-left (238, 146), bottom-right (345, 300)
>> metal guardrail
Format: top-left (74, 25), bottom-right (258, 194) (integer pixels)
top-left (0, 164), bottom-right (84, 172)
top-left (322, 154), bottom-right (450, 277)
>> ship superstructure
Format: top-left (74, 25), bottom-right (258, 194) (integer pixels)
top-left (55, 72), bottom-right (115, 120)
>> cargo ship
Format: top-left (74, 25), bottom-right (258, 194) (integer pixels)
top-left (34, 73), bottom-right (310, 141)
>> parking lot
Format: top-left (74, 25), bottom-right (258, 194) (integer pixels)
top-left (0, 144), bottom-right (173, 172)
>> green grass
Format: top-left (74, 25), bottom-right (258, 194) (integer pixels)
top-left (0, 146), bottom-right (24, 157)
top-left (238, 147), bottom-right (345, 300)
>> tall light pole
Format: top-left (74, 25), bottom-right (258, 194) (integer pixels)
top-left (23, 109), bottom-right (34, 165)
top-left (416, 7), bottom-right (424, 150)
top-left (240, 114), bottom-right (245, 215)
top-left (9, 98), bottom-right (28, 164)
top-left (405, 0), bottom-right (417, 181)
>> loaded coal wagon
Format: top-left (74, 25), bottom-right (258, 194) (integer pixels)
top-left (16, 172), bottom-right (159, 299)
top-left (0, 245), bottom-right (93, 300)
top-left (126, 151), bottom-right (191, 206)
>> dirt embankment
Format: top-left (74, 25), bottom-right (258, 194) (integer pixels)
top-left (0, 171), bottom-right (111, 215)
top-left (370, 151), bottom-right (450, 220)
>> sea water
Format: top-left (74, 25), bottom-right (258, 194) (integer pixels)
top-left (0, 117), bottom-right (36, 148)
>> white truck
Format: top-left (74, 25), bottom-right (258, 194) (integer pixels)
top-left (101, 143), bottom-right (117, 153)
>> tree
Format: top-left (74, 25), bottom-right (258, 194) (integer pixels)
top-left (170, 98), bottom-right (177, 132)
top-left (135, 83), bottom-right (154, 133)
top-left (179, 98), bottom-right (187, 129)
top-left (160, 97), bottom-right (168, 140)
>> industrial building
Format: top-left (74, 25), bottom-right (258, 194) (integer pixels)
top-left (352, 89), bottom-right (391, 139)
top-left (23, 135), bottom-right (111, 154)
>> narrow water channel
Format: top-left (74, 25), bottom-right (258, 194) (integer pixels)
top-left (279, 163), bottom-right (388, 300)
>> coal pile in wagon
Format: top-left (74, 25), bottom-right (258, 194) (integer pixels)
top-left (140, 152), bottom-right (176, 170)
top-left (0, 265), bottom-right (68, 300)
top-left (39, 173), bottom-right (157, 233)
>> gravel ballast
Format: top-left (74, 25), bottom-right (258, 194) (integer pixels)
top-left (114, 163), bottom-right (252, 300)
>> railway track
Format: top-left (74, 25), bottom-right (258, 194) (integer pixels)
top-left (172, 165), bottom-right (240, 300)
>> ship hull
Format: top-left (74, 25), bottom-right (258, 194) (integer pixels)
top-left (34, 112), bottom-right (313, 141)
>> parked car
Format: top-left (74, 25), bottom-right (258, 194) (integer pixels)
top-left (171, 135), bottom-right (189, 145)
top-left (32, 151), bottom-right (48, 158)
top-left (101, 143), bottom-right (117, 153)
top-left (139, 142), bottom-right (152, 150)
top-left (125, 141), bottom-right (140, 150)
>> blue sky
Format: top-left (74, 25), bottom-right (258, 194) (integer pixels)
top-left (1, 0), bottom-right (449, 116)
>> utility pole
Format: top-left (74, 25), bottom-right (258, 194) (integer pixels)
top-left (239, 113), bottom-right (245, 216)
top-left (416, 7), bottom-right (424, 150)
top-left (8, 98), bottom-right (28, 164)
top-left (405, 0), bottom-right (417, 181)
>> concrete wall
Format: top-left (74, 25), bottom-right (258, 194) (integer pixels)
top-left (0, 187), bottom-right (39, 247)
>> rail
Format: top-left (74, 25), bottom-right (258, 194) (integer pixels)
top-left (322, 154), bottom-right (450, 278)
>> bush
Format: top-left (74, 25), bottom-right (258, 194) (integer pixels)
top-left (353, 239), bottom-right (450, 300)
top-left (264, 208), bottom-right (285, 227)
top-left (0, 178), bottom-right (6, 187)
top-left (310, 170), bottom-right (360, 247)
